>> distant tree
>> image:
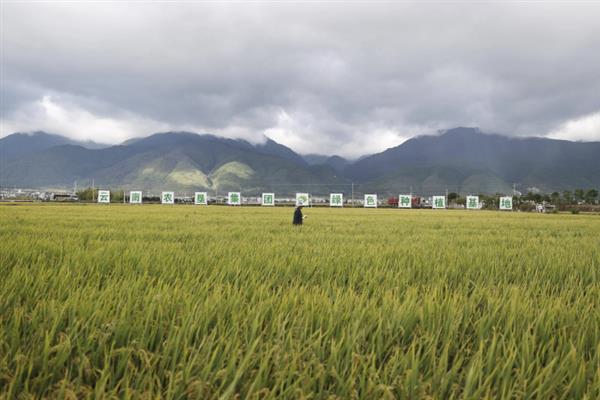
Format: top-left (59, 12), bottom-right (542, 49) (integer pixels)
top-left (574, 189), bottom-right (585, 203)
top-left (448, 192), bottom-right (459, 203)
top-left (524, 192), bottom-right (542, 203)
top-left (76, 187), bottom-right (98, 201)
top-left (585, 189), bottom-right (599, 205)
top-left (479, 194), bottom-right (497, 210)
top-left (513, 195), bottom-right (523, 207)
top-left (550, 192), bottom-right (560, 205)
top-left (562, 190), bottom-right (573, 205)
top-left (520, 202), bottom-right (536, 212)
top-left (112, 190), bottom-right (125, 202)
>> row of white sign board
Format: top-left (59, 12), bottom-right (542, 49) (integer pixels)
top-left (97, 190), bottom-right (514, 210)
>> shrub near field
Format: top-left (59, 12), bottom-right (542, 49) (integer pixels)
top-left (1, 204), bottom-right (600, 399)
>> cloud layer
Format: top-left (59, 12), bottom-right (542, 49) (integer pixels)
top-left (2, 2), bottom-right (600, 157)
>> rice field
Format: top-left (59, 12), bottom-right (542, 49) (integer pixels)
top-left (1, 203), bottom-right (600, 399)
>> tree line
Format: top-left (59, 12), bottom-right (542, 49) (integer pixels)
top-left (442, 189), bottom-right (599, 211)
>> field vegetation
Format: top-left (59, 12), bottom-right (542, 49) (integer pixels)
top-left (1, 204), bottom-right (600, 398)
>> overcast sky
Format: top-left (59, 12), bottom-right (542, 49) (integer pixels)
top-left (2, 2), bottom-right (600, 157)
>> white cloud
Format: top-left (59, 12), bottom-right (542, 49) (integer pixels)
top-left (1, 96), bottom-right (170, 144)
top-left (0, 95), bottom-right (276, 145)
top-left (263, 109), bottom-right (422, 157)
top-left (548, 111), bottom-right (600, 142)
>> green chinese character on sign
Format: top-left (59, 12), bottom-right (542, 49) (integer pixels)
top-left (164, 193), bottom-right (172, 202)
top-left (264, 194), bottom-right (272, 203)
top-left (332, 194), bottom-right (341, 205)
top-left (501, 198), bottom-right (512, 209)
top-left (231, 193), bottom-right (239, 203)
top-left (100, 194), bottom-right (108, 202)
top-left (367, 196), bottom-right (374, 205)
top-left (197, 193), bottom-right (205, 203)
top-left (468, 197), bottom-right (477, 208)
top-left (400, 196), bottom-right (410, 206)
top-left (132, 192), bottom-right (140, 202)
top-left (435, 197), bottom-right (444, 208)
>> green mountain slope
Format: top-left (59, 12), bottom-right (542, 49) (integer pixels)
top-left (1, 129), bottom-right (598, 194)
top-left (0, 132), bottom-right (345, 193)
top-left (345, 127), bottom-right (600, 193)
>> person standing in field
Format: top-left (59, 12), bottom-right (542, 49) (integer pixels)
top-left (293, 206), bottom-right (304, 225)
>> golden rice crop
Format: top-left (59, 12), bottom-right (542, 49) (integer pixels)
top-left (1, 204), bottom-right (600, 399)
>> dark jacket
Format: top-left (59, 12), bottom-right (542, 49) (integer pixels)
top-left (293, 207), bottom-right (303, 225)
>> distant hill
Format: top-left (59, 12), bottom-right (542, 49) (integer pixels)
top-left (1, 128), bottom-right (598, 193)
top-left (344, 127), bottom-right (600, 193)
top-left (302, 154), bottom-right (330, 165)
top-left (0, 132), bottom-right (344, 193)
top-left (303, 154), bottom-right (349, 172)
top-left (0, 131), bottom-right (108, 159)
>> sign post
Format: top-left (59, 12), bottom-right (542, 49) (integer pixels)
top-left (432, 196), bottom-right (446, 209)
top-left (161, 191), bottom-right (175, 204)
top-left (500, 196), bottom-right (513, 211)
top-left (296, 193), bottom-right (309, 207)
top-left (364, 194), bottom-right (377, 208)
top-left (194, 192), bottom-right (207, 205)
top-left (466, 195), bottom-right (479, 210)
top-left (130, 191), bottom-right (142, 204)
top-left (262, 193), bottom-right (275, 206)
top-left (398, 194), bottom-right (412, 208)
top-left (330, 193), bottom-right (343, 207)
top-left (98, 190), bottom-right (110, 204)
top-left (228, 192), bottom-right (241, 206)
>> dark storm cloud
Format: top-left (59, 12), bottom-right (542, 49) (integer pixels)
top-left (2, 2), bottom-right (600, 156)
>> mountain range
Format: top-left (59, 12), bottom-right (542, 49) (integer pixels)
top-left (1, 127), bottom-right (599, 194)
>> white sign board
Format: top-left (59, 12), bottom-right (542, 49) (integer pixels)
top-left (228, 192), bottom-right (241, 206)
top-left (330, 193), bottom-right (343, 207)
top-left (98, 190), bottom-right (110, 204)
top-left (364, 194), bottom-right (377, 208)
top-left (466, 195), bottom-right (479, 210)
top-left (296, 193), bottom-right (309, 206)
top-left (398, 194), bottom-right (412, 208)
top-left (161, 191), bottom-right (174, 204)
top-left (262, 193), bottom-right (275, 206)
top-left (194, 192), bottom-right (207, 205)
top-left (499, 196), bottom-right (513, 211)
top-left (129, 191), bottom-right (142, 204)
top-left (432, 196), bottom-right (446, 209)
